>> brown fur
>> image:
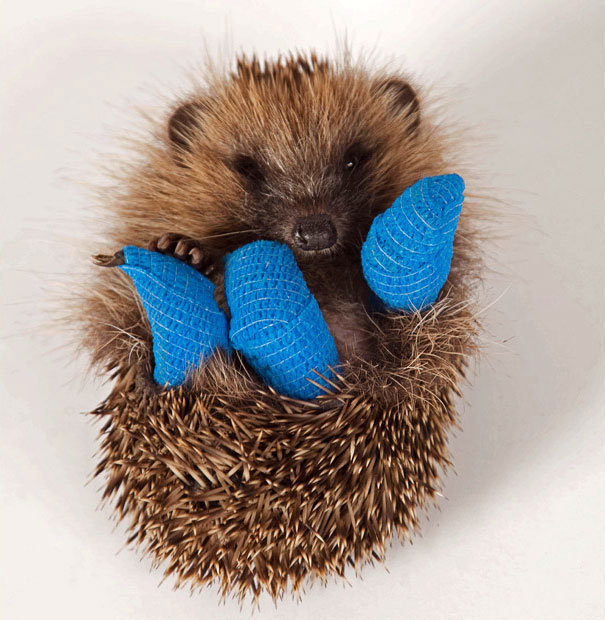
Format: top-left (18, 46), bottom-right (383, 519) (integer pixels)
top-left (77, 51), bottom-right (483, 603)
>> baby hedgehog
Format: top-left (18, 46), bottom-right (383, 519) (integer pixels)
top-left (79, 52), bottom-right (478, 600)
top-left (88, 53), bottom-right (457, 391)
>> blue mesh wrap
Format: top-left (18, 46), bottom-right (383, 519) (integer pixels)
top-left (118, 246), bottom-right (231, 387)
top-left (361, 174), bottom-right (465, 311)
top-left (224, 240), bottom-right (340, 400)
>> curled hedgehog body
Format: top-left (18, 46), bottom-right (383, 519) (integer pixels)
top-left (79, 52), bottom-right (482, 602)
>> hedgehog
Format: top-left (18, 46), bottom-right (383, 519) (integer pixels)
top-left (79, 52), bottom-right (481, 603)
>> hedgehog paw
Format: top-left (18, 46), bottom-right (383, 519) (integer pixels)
top-left (149, 233), bottom-right (215, 276)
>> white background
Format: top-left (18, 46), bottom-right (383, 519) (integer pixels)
top-left (2, 1), bottom-right (604, 618)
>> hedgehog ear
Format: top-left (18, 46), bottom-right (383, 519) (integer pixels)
top-left (373, 78), bottom-right (420, 134)
top-left (167, 102), bottom-right (205, 154)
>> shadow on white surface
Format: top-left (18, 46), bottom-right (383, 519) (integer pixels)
top-left (427, 1), bottom-right (605, 528)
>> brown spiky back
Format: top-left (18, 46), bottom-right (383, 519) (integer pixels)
top-left (80, 52), bottom-right (482, 603)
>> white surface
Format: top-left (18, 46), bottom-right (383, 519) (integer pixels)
top-left (2, 1), bottom-right (604, 618)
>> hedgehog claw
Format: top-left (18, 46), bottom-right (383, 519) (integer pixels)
top-left (149, 233), bottom-right (212, 273)
top-left (93, 250), bottom-right (125, 267)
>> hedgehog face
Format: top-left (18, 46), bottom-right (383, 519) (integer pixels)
top-left (222, 135), bottom-right (378, 261)
top-left (162, 55), bottom-right (440, 263)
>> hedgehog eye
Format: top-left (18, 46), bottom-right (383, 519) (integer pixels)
top-left (233, 154), bottom-right (265, 184)
top-left (343, 143), bottom-right (370, 173)
top-left (344, 157), bottom-right (358, 171)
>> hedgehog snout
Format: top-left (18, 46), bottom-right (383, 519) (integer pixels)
top-left (292, 214), bottom-right (337, 251)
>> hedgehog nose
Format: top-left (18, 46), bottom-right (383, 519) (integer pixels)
top-left (292, 214), bottom-right (337, 251)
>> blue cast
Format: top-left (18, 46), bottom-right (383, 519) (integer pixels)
top-left (361, 174), bottom-right (465, 311)
top-left (224, 240), bottom-right (340, 399)
top-left (118, 246), bottom-right (231, 386)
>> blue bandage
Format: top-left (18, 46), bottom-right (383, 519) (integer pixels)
top-left (224, 240), bottom-right (340, 399)
top-left (118, 246), bottom-right (231, 386)
top-left (361, 174), bottom-right (465, 311)
top-left (115, 173), bottom-right (462, 395)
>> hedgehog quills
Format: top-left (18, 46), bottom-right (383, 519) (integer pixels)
top-left (90, 281), bottom-right (478, 602)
